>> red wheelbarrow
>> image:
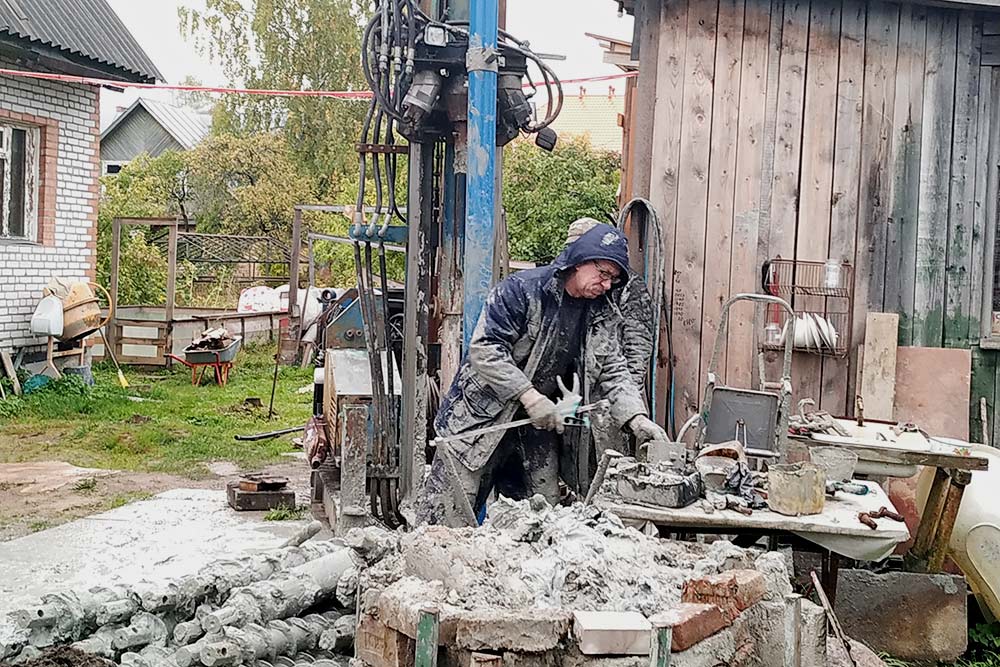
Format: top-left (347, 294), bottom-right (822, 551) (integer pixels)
top-left (167, 336), bottom-right (242, 387)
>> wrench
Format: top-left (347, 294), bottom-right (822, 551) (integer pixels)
top-left (429, 401), bottom-right (609, 448)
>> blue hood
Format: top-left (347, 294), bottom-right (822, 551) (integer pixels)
top-left (553, 223), bottom-right (630, 276)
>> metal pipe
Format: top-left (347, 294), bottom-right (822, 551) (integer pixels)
top-left (462, 0), bottom-right (499, 351)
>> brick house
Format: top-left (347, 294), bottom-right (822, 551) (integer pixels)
top-left (0, 0), bottom-right (161, 350)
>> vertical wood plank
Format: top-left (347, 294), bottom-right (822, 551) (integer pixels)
top-left (848, 2), bottom-right (899, 413)
top-left (981, 70), bottom-right (1000, 337)
top-left (821, 0), bottom-right (866, 416)
top-left (630, 0), bottom-right (663, 201)
top-left (727, 0), bottom-right (775, 388)
top-left (796, 1), bottom-right (842, 406)
top-left (672, 0), bottom-right (719, 419)
top-left (943, 12), bottom-right (981, 348)
top-left (767, 0), bottom-right (810, 263)
top-left (885, 4), bottom-right (928, 347)
top-left (912, 8), bottom-right (958, 347)
top-left (647, 0), bottom-right (689, 427)
top-left (970, 346), bottom-right (996, 445)
top-left (969, 67), bottom-right (994, 344)
top-left (763, 0), bottom-right (810, 393)
top-left (700, 0), bottom-right (746, 389)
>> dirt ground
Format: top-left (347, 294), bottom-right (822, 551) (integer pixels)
top-left (15, 646), bottom-right (114, 667)
top-left (0, 456), bottom-right (313, 542)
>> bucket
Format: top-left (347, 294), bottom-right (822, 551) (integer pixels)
top-left (767, 462), bottom-right (825, 516)
top-left (60, 282), bottom-right (111, 342)
top-left (810, 446), bottom-right (858, 483)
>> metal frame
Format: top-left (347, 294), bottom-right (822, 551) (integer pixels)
top-left (695, 293), bottom-right (796, 460)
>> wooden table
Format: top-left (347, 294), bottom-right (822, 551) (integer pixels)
top-left (796, 429), bottom-right (988, 573)
top-left (597, 481), bottom-right (910, 602)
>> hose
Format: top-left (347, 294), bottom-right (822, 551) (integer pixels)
top-left (616, 197), bottom-right (672, 437)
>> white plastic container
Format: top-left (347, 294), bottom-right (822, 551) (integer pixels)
top-left (30, 295), bottom-right (64, 336)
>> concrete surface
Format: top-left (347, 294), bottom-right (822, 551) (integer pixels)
top-left (0, 488), bottom-right (311, 614)
top-left (834, 569), bottom-right (967, 662)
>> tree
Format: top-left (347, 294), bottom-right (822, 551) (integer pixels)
top-left (502, 137), bottom-right (621, 264)
top-left (97, 153), bottom-right (190, 305)
top-left (178, 0), bottom-right (369, 200)
top-left (186, 132), bottom-right (313, 236)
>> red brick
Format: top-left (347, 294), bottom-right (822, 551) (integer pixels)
top-left (649, 603), bottom-right (730, 652)
top-left (681, 570), bottom-right (766, 622)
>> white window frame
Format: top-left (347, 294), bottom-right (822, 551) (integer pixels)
top-left (0, 122), bottom-right (41, 243)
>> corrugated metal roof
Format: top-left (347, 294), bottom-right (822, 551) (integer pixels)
top-left (0, 0), bottom-right (163, 82)
top-left (101, 98), bottom-right (211, 150)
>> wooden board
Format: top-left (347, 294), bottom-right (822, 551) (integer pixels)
top-left (700, 0), bottom-right (745, 390)
top-left (671, 0), bottom-right (718, 419)
top-left (912, 9), bottom-right (958, 347)
top-left (726, 0), bottom-right (774, 389)
top-left (894, 346), bottom-right (971, 440)
top-left (982, 70), bottom-right (1000, 344)
top-left (982, 34), bottom-right (1000, 65)
top-left (767, 0), bottom-right (808, 264)
top-left (795, 3), bottom-right (841, 408)
top-left (821, 0), bottom-right (867, 416)
top-left (648, 0), bottom-right (689, 426)
top-left (943, 13), bottom-right (981, 349)
top-left (885, 4), bottom-right (928, 347)
top-left (969, 68), bottom-right (995, 344)
top-left (860, 313), bottom-right (900, 421)
top-left (848, 3), bottom-right (899, 412)
top-left (0, 350), bottom-right (21, 396)
top-left (597, 480), bottom-right (910, 543)
top-left (970, 347), bottom-right (996, 444)
top-left (802, 433), bottom-right (988, 471)
top-left (764, 0), bottom-right (809, 397)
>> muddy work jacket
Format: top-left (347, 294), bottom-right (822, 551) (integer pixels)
top-left (435, 226), bottom-right (649, 473)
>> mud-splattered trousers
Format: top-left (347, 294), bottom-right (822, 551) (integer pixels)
top-left (591, 272), bottom-right (655, 457)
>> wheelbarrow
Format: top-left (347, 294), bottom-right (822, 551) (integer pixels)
top-left (167, 336), bottom-right (242, 387)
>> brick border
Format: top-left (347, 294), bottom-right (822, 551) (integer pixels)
top-left (0, 107), bottom-right (59, 247)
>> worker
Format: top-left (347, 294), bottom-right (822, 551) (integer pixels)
top-left (565, 218), bottom-right (655, 457)
top-left (418, 222), bottom-right (668, 526)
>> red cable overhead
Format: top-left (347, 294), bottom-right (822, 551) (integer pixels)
top-left (0, 67), bottom-right (637, 98)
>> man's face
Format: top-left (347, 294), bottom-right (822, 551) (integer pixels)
top-left (565, 260), bottom-right (622, 299)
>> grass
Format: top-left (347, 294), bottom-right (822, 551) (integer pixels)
top-left (263, 505), bottom-right (307, 521)
top-left (0, 344), bottom-right (314, 478)
top-left (104, 491), bottom-right (154, 510)
top-left (72, 477), bottom-right (97, 492)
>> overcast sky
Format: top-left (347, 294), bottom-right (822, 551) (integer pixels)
top-left (100, 0), bottom-right (634, 130)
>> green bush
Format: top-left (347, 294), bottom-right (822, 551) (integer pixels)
top-left (503, 136), bottom-right (621, 264)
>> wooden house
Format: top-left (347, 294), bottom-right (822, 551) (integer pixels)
top-left (616, 0), bottom-right (1000, 442)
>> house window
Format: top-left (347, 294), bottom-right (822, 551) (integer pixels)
top-left (0, 123), bottom-right (40, 242)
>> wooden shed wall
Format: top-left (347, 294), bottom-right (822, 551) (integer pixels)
top-left (629, 0), bottom-right (1000, 440)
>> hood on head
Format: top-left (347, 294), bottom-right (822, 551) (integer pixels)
top-left (553, 222), bottom-right (630, 277)
top-left (565, 217), bottom-right (602, 246)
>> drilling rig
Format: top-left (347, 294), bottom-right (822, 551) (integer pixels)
top-left (313, 0), bottom-right (564, 530)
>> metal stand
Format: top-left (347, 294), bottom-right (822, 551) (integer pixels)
top-left (906, 467), bottom-right (972, 572)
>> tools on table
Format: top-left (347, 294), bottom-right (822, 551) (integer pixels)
top-left (857, 506), bottom-right (905, 530)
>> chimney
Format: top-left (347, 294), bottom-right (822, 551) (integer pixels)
top-left (116, 106), bottom-right (128, 114)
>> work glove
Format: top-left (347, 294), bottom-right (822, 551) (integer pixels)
top-left (520, 388), bottom-right (565, 433)
top-left (629, 415), bottom-right (668, 445)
